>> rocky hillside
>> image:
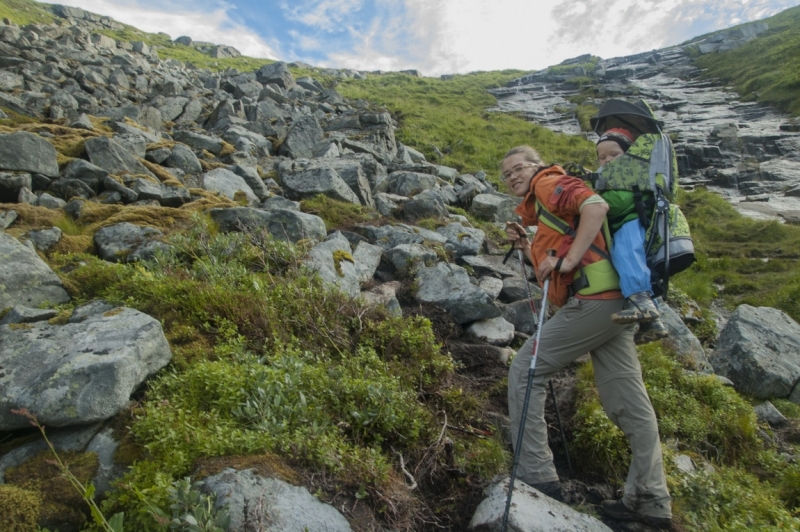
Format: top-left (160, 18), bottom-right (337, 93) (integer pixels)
top-left (2, 2), bottom-right (800, 532)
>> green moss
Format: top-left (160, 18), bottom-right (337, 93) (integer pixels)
top-left (332, 249), bottom-right (354, 277)
top-left (0, 484), bottom-right (41, 532)
top-left (300, 195), bottom-right (374, 230)
top-left (5, 450), bottom-right (99, 531)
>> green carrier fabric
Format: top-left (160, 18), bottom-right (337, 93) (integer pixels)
top-left (535, 200), bottom-right (621, 296)
top-left (594, 133), bottom-right (679, 202)
top-left (645, 196), bottom-right (695, 281)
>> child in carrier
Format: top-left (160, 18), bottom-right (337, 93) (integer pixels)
top-left (595, 127), bottom-right (669, 344)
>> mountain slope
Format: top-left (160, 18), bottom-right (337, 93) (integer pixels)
top-left (691, 5), bottom-right (800, 115)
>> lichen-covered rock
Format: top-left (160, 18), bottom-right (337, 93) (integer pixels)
top-left (202, 468), bottom-right (353, 532)
top-left (196, 168), bottom-right (259, 205)
top-left (280, 115), bottom-right (324, 159)
top-left (0, 232), bottom-right (70, 309)
top-left (305, 232), bottom-right (359, 297)
top-left (466, 316), bottom-right (515, 346)
top-left (0, 306), bottom-right (171, 430)
top-left (280, 165), bottom-right (360, 205)
top-left (469, 193), bottom-right (519, 222)
top-left (435, 222), bottom-right (485, 258)
top-left (660, 303), bottom-right (712, 372)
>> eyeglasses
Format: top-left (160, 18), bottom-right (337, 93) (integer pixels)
top-left (502, 163), bottom-right (535, 181)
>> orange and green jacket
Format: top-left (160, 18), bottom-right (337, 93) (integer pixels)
top-left (515, 165), bottom-right (622, 307)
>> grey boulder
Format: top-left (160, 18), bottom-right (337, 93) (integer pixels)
top-left (280, 115), bottom-right (324, 159)
top-left (436, 222), bottom-right (485, 258)
top-left (84, 136), bottom-right (155, 178)
top-left (0, 306), bottom-right (171, 430)
top-left (305, 232), bottom-right (360, 297)
top-left (197, 168), bottom-right (259, 205)
top-left (202, 468), bottom-right (352, 532)
top-left (415, 262), bottom-right (501, 324)
top-left (93, 222), bottom-right (168, 263)
top-left (469, 479), bottom-right (613, 531)
top-left (280, 165), bottom-right (360, 205)
top-left (469, 193), bottom-right (519, 222)
top-left (164, 143), bottom-right (202, 175)
top-left (660, 303), bottom-right (712, 372)
top-left (0, 131), bottom-right (59, 178)
top-left (0, 231), bottom-right (70, 309)
top-left (710, 304), bottom-right (800, 399)
top-left (210, 207), bottom-right (326, 243)
top-left (466, 316), bottom-right (516, 346)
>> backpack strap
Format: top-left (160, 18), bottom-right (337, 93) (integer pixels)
top-left (535, 200), bottom-right (612, 262)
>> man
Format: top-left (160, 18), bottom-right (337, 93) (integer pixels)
top-left (502, 146), bottom-right (672, 529)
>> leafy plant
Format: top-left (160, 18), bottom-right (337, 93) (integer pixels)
top-left (148, 478), bottom-right (230, 532)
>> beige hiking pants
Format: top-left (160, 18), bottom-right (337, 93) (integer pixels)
top-left (507, 297), bottom-right (672, 519)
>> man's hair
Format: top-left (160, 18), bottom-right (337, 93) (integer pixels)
top-left (503, 145), bottom-right (543, 166)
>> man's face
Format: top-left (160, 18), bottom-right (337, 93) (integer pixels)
top-left (597, 141), bottom-right (625, 167)
top-left (502, 153), bottom-right (537, 197)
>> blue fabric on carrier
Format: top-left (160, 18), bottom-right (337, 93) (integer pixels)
top-left (611, 219), bottom-right (651, 298)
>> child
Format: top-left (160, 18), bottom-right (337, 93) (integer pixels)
top-left (596, 128), bottom-right (668, 344)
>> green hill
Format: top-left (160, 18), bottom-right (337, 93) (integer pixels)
top-left (690, 5), bottom-right (800, 116)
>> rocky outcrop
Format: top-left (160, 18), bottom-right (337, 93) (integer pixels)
top-left (491, 37), bottom-right (800, 221)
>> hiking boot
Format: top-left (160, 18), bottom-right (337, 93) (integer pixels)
top-left (530, 481), bottom-right (564, 502)
top-left (611, 292), bottom-right (660, 324)
top-left (600, 499), bottom-right (672, 529)
top-left (635, 318), bottom-right (670, 345)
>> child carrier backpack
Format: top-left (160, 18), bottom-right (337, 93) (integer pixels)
top-left (572, 99), bottom-right (695, 298)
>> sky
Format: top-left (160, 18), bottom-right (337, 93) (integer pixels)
top-left (40, 0), bottom-right (800, 76)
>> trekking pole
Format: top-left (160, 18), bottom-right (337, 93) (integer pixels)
top-left (500, 250), bottom-right (554, 532)
top-left (504, 244), bottom-right (573, 474)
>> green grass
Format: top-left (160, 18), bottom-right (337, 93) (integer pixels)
top-left (692, 5), bottom-right (800, 116)
top-left (0, 0), bottom-right (55, 25)
top-left (336, 72), bottom-right (598, 181)
top-left (573, 345), bottom-right (800, 530)
top-left (672, 188), bottom-right (800, 323)
top-left (49, 218), bottom-right (505, 530)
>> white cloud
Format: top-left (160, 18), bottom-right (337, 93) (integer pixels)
top-left (39, 0), bottom-right (280, 59)
top-left (36, 0), bottom-right (800, 76)
top-left (279, 0), bottom-right (364, 31)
